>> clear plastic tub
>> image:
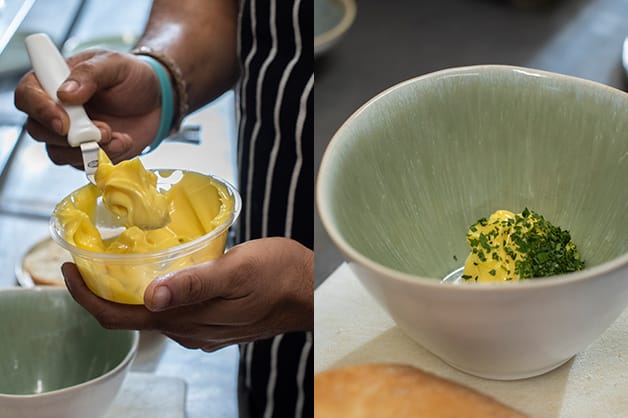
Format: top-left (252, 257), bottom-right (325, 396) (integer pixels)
top-left (50, 170), bottom-right (241, 304)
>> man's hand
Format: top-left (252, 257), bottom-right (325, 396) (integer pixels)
top-left (15, 49), bottom-right (162, 167)
top-left (63, 237), bottom-right (313, 352)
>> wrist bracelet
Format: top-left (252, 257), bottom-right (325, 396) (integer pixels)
top-left (135, 55), bottom-right (174, 152)
top-left (132, 46), bottom-right (189, 140)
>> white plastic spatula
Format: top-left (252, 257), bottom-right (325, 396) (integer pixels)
top-left (24, 33), bottom-right (101, 184)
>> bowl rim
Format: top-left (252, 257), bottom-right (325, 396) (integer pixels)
top-left (0, 287), bottom-right (140, 398)
top-left (50, 170), bottom-right (242, 262)
top-left (316, 64), bottom-right (628, 292)
top-left (314, 0), bottom-right (357, 56)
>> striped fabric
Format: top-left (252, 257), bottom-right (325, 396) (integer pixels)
top-left (235, 0), bottom-right (313, 417)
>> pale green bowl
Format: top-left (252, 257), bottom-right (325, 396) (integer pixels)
top-left (0, 288), bottom-right (138, 418)
top-left (317, 65), bottom-right (628, 379)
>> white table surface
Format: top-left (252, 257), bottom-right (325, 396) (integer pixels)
top-left (315, 262), bottom-right (628, 418)
top-left (105, 373), bottom-right (186, 418)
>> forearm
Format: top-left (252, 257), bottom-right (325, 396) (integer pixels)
top-left (136, 0), bottom-right (240, 113)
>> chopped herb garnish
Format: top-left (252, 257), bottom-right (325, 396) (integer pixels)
top-left (477, 250), bottom-right (487, 262)
top-left (479, 233), bottom-right (492, 251)
top-left (463, 208), bottom-right (585, 282)
top-left (511, 210), bottom-right (584, 279)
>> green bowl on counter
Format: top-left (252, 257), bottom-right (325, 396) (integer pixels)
top-left (0, 287), bottom-right (138, 418)
top-left (317, 65), bottom-right (628, 379)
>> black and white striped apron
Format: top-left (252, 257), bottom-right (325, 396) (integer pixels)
top-left (235, 0), bottom-right (313, 416)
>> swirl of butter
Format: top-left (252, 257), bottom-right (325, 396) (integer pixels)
top-left (55, 185), bottom-right (105, 252)
top-left (463, 210), bottom-right (520, 283)
top-left (94, 151), bottom-right (170, 230)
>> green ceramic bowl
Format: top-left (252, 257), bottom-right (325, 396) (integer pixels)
top-left (0, 287), bottom-right (138, 418)
top-left (317, 65), bottom-right (628, 379)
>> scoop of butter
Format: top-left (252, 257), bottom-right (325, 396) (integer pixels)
top-left (463, 210), bottom-right (522, 282)
top-left (95, 150), bottom-right (170, 230)
top-left (55, 160), bottom-right (234, 255)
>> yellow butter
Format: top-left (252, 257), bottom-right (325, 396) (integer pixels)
top-left (55, 185), bottom-right (105, 252)
top-left (54, 152), bottom-right (235, 304)
top-left (463, 210), bottom-right (527, 283)
top-left (57, 164), bottom-right (233, 254)
top-left (463, 209), bottom-right (584, 283)
top-left (95, 151), bottom-right (170, 230)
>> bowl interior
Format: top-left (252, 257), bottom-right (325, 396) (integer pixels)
top-left (0, 288), bottom-right (135, 395)
top-left (320, 66), bottom-right (628, 280)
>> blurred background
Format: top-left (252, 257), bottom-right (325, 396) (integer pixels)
top-left (314, 0), bottom-right (628, 286)
top-left (0, 1), bottom-right (238, 417)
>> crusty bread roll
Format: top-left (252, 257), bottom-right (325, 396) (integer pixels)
top-left (315, 363), bottom-right (527, 418)
top-left (21, 238), bottom-right (72, 286)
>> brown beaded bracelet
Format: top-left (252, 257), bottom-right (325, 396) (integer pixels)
top-left (131, 46), bottom-right (189, 133)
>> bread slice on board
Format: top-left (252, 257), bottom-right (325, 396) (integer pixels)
top-left (315, 363), bottom-right (527, 418)
top-left (21, 238), bottom-right (72, 286)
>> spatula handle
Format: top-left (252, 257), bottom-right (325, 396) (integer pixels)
top-left (24, 33), bottom-right (101, 147)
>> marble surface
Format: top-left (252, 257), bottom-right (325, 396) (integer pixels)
top-left (105, 373), bottom-right (186, 418)
top-left (315, 263), bottom-right (628, 418)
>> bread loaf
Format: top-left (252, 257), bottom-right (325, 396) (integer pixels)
top-left (315, 363), bottom-right (527, 418)
top-left (21, 238), bottom-right (72, 286)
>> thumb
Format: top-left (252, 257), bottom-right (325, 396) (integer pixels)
top-left (143, 255), bottom-right (245, 312)
top-left (57, 51), bottom-right (129, 105)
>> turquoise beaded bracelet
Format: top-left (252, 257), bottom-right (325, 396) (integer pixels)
top-left (136, 54), bottom-right (175, 153)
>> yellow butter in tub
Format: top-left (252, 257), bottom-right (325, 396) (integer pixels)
top-left (53, 151), bottom-right (236, 304)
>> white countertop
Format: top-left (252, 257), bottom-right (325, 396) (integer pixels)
top-left (106, 372), bottom-right (186, 418)
top-left (315, 263), bottom-right (628, 418)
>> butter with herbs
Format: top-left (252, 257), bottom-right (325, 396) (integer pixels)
top-left (462, 209), bottom-right (584, 283)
